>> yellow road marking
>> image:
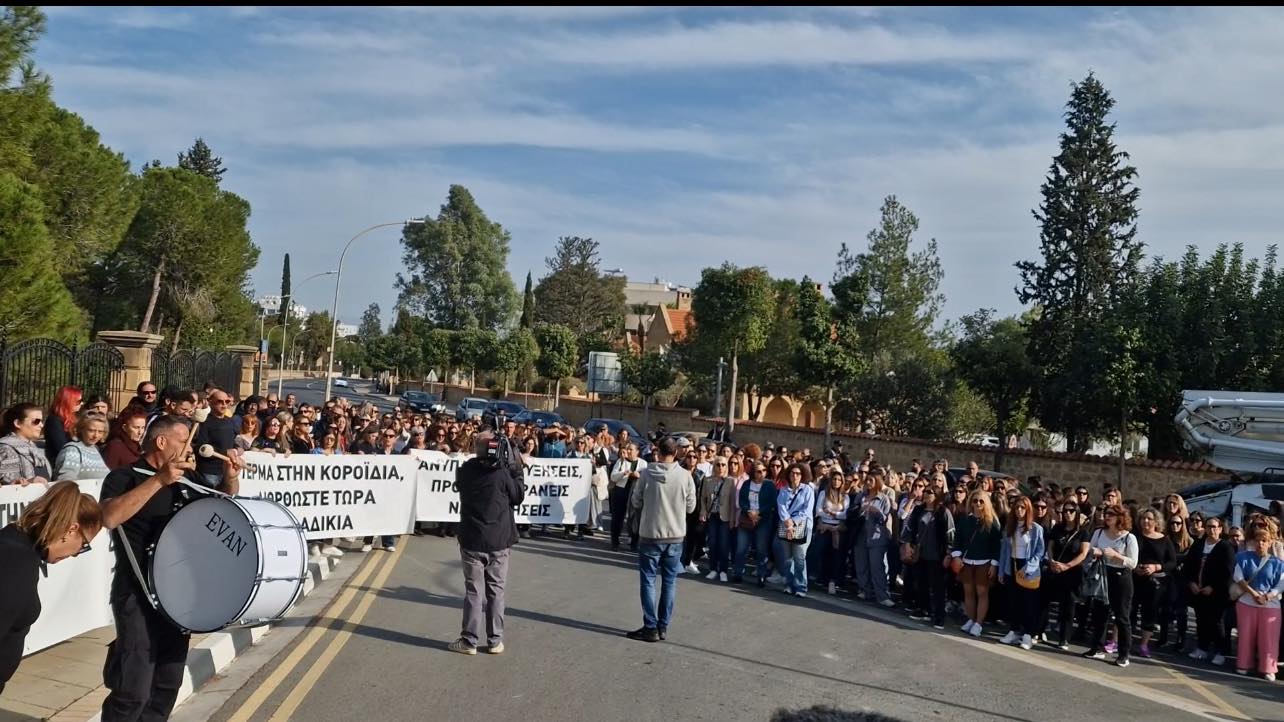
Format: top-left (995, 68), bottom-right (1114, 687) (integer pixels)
top-left (226, 550), bottom-right (391, 722)
top-left (1163, 667), bottom-right (1249, 720)
top-left (267, 541), bottom-right (407, 721)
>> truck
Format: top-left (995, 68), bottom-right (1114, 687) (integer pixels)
top-left (1174, 389), bottom-right (1284, 527)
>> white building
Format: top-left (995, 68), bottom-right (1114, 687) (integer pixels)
top-left (335, 323), bottom-right (359, 338)
top-left (257, 295), bottom-right (308, 320)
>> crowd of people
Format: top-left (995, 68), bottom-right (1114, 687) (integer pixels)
top-left (4, 383), bottom-right (1283, 684)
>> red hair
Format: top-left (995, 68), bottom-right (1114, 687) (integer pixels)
top-left (51, 386), bottom-right (83, 432)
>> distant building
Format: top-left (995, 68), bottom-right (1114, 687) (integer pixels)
top-left (257, 295), bottom-right (308, 320)
top-left (335, 323), bottom-right (359, 338)
top-left (623, 280), bottom-right (692, 311)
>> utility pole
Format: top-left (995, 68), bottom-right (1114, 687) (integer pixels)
top-left (714, 357), bottom-right (726, 423)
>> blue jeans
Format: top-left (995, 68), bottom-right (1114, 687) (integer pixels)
top-left (638, 542), bottom-right (683, 630)
top-left (733, 523), bottom-right (773, 579)
top-left (705, 518), bottom-right (730, 573)
top-left (775, 536), bottom-right (811, 594)
top-left (854, 539), bottom-right (890, 602)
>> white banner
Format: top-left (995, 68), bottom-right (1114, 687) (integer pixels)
top-left (1, 481), bottom-right (115, 655)
top-left (237, 452), bottom-right (418, 540)
top-left (410, 450), bottom-right (592, 524)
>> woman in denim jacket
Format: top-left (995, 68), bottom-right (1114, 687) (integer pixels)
top-left (775, 463), bottom-right (815, 598)
top-left (998, 496), bottom-right (1046, 650)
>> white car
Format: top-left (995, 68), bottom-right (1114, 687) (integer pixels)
top-left (334, 378), bottom-right (349, 388)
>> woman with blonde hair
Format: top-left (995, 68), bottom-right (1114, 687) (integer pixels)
top-left (853, 469), bottom-right (896, 607)
top-left (1, 481), bottom-right (102, 692)
top-left (54, 413), bottom-right (110, 481)
top-left (1133, 508), bottom-right (1177, 658)
top-left (1159, 507), bottom-right (1194, 650)
top-left (951, 489), bottom-right (1002, 637)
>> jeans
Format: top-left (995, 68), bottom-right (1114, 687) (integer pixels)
top-left (638, 542), bottom-right (683, 630)
top-left (776, 536), bottom-right (811, 594)
top-left (363, 534), bottom-right (398, 547)
top-left (459, 548), bottom-right (509, 647)
top-left (853, 539), bottom-right (890, 602)
top-left (705, 517), bottom-right (730, 573)
top-left (101, 591), bottom-right (190, 722)
top-left (734, 522), bottom-right (774, 579)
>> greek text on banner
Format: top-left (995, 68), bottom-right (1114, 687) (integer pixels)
top-left (410, 450), bottom-right (591, 524)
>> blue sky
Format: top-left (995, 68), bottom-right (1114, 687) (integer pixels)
top-left (34, 6), bottom-right (1284, 329)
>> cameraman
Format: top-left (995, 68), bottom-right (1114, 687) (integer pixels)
top-left (448, 431), bottom-right (524, 656)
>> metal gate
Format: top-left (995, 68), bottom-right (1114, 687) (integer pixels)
top-left (0, 338), bottom-right (125, 412)
top-left (151, 349), bottom-right (241, 394)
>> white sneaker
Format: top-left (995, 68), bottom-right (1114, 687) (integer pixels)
top-left (308, 544), bottom-right (322, 558)
top-left (969, 624), bottom-right (983, 638)
top-left (1000, 631), bottom-right (1019, 645)
top-left (719, 572), bottom-right (729, 583)
top-left (385, 545), bottom-right (396, 553)
top-left (767, 574), bottom-right (786, 585)
top-left (1211, 654), bottom-right (1226, 666)
top-left (1020, 635), bottom-right (1034, 650)
top-left (962, 620), bottom-right (976, 634)
top-left (321, 545), bottom-right (344, 557)
top-left (1266, 673), bottom-right (1276, 682)
top-left (705, 570), bottom-right (718, 580)
top-left (361, 544), bottom-right (373, 553)
top-left (827, 582), bottom-right (836, 595)
top-left (879, 599), bottom-right (896, 608)
top-left (795, 591), bottom-right (807, 599)
top-left (685, 563), bottom-right (700, 574)
top-left (1189, 648), bottom-right (1207, 660)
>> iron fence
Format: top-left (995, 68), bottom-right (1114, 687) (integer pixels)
top-left (0, 338), bottom-right (125, 412)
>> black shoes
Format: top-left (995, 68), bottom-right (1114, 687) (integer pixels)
top-left (626, 627), bottom-right (660, 643)
top-left (658, 626), bottom-right (667, 640)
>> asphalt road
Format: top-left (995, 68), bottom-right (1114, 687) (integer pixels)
top-left (184, 533), bottom-right (1281, 722)
top-left (277, 378), bottom-right (396, 412)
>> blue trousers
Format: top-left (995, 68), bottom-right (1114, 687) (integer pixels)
top-left (638, 542), bottom-right (683, 630)
top-left (733, 523), bottom-right (774, 579)
top-left (854, 539), bottom-right (890, 602)
top-left (775, 536), bottom-right (811, 594)
top-left (705, 517), bottom-right (731, 573)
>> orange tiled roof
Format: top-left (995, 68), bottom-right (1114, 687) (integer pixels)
top-left (663, 307), bottom-right (692, 341)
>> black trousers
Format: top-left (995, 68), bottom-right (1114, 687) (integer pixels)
top-left (101, 591), bottom-right (190, 722)
top-left (915, 559), bottom-right (947, 624)
top-left (609, 484), bottom-right (633, 548)
top-left (1038, 568), bottom-right (1081, 644)
top-left (1193, 594), bottom-right (1229, 654)
top-left (1089, 568), bottom-right (1133, 655)
top-left (1132, 574), bottom-right (1165, 633)
top-left (1008, 559), bottom-right (1042, 635)
top-left (681, 513), bottom-right (705, 565)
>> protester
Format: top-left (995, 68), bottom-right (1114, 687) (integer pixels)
top-left (1233, 523), bottom-right (1284, 680)
top-left (700, 455), bottom-right (734, 582)
top-left (1186, 516), bottom-right (1236, 666)
top-left (812, 469), bottom-right (849, 595)
top-left (0, 403), bottom-right (51, 485)
top-left (609, 442), bottom-right (646, 552)
top-left (908, 485), bottom-right (954, 629)
top-left (194, 388), bottom-right (239, 486)
top-left (953, 489), bottom-right (1002, 638)
top-left (254, 416), bottom-right (290, 454)
top-left (0, 481), bottom-right (102, 694)
top-left (235, 415), bottom-right (260, 452)
top-left (447, 432), bottom-right (524, 656)
top-left (103, 409), bottom-right (147, 471)
top-left (98, 415), bottom-right (243, 721)
top-left (54, 413), bottom-right (110, 481)
top-left (1132, 508), bottom-right (1177, 658)
top-left (733, 459), bottom-right (778, 587)
top-left (626, 437), bottom-right (695, 642)
top-left (130, 381), bottom-right (159, 413)
top-left (1160, 510), bottom-right (1194, 650)
top-left (853, 469), bottom-right (895, 607)
top-left (776, 462), bottom-right (816, 598)
top-left (1042, 499), bottom-right (1091, 650)
top-left (44, 385), bottom-right (83, 466)
top-left (998, 496), bottom-right (1046, 650)
top-left (1082, 505), bottom-right (1138, 667)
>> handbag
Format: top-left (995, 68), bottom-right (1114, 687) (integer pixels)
top-left (739, 512), bottom-right (759, 529)
top-left (776, 488), bottom-right (808, 544)
top-left (949, 521), bottom-right (982, 575)
top-left (1077, 556), bottom-right (1109, 604)
top-left (1015, 564), bottom-right (1040, 590)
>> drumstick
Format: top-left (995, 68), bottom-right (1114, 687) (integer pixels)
top-left (198, 444), bottom-right (229, 462)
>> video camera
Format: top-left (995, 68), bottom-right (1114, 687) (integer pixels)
top-left (484, 413), bottom-right (521, 475)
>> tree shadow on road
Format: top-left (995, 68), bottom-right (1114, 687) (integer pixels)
top-left (370, 585), bottom-right (631, 640)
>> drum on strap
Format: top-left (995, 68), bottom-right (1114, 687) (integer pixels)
top-left (148, 496), bottom-right (307, 633)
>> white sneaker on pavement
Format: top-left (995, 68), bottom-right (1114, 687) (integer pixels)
top-left (969, 624), bottom-right (983, 638)
top-left (719, 572), bottom-right (729, 583)
top-left (827, 582), bottom-right (836, 595)
top-left (767, 573), bottom-right (786, 585)
top-left (385, 545), bottom-right (396, 553)
top-left (685, 563), bottom-right (700, 574)
top-left (308, 544), bottom-right (322, 558)
top-left (1020, 634), bottom-right (1034, 650)
top-left (1000, 631), bottom-right (1019, 645)
top-left (879, 599), bottom-right (896, 608)
top-left (705, 570), bottom-right (718, 580)
top-left (1189, 648), bottom-right (1207, 660)
top-left (321, 545), bottom-right (344, 557)
top-left (1211, 654), bottom-right (1226, 666)
top-left (962, 620), bottom-right (976, 634)
top-left (361, 544), bottom-right (373, 553)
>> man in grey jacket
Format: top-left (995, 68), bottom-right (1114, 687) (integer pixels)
top-left (626, 436), bottom-right (696, 643)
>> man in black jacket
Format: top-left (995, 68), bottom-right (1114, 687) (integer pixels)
top-left (449, 432), bottom-right (524, 656)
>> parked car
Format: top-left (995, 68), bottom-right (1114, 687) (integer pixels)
top-left (456, 396), bottom-right (489, 422)
top-left (398, 390), bottom-right (445, 414)
top-left (512, 410), bottom-right (567, 429)
top-left (584, 418), bottom-right (652, 459)
top-left (481, 400), bottom-right (527, 429)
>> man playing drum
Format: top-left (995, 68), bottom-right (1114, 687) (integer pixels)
top-left (98, 415), bottom-right (243, 722)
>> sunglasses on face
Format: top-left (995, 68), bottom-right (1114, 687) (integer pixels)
top-left (1104, 511), bottom-right (1118, 517)
top-left (1169, 520), bottom-right (1184, 526)
top-left (142, 389), bottom-right (157, 396)
top-left (1035, 504), bottom-right (1047, 510)
top-left (1061, 508), bottom-right (1077, 514)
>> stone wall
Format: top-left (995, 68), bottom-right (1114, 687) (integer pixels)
top-left (708, 417), bottom-right (1225, 503)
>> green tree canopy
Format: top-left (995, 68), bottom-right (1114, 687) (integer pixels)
top-left (357, 303), bottom-right (382, 342)
top-left (532, 236), bottom-right (626, 343)
top-left (0, 172), bottom-right (83, 339)
top-left (951, 309), bottom-right (1036, 469)
top-left (177, 137), bottom-right (226, 183)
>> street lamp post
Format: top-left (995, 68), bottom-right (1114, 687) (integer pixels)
top-left (277, 270), bottom-right (337, 399)
top-left (323, 220), bottom-right (426, 402)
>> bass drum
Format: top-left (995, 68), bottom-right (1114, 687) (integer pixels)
top-left (149, 496), bottom-right (307, 633)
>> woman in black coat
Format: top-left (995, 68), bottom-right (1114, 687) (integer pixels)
top-left (1184, 516), bottom-right (1237, 665)
top-left (1, 481), bottom-right (102, 692)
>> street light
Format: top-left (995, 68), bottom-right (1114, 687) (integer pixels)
top-left (277, 270), bottom-right (337, 398)
top-left (323, 219), bottom-right (426, 402)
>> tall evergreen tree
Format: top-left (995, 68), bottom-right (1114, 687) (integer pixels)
top-left (357, 303), bottom-right (382, 342)
top-left (279, 253), bottom-right (291, 326)
top-left (1016, 73), bottom-right (1142, 452)
top-left (177, 137), bottom-right (226, 183)
top-left (532, 236), bottom-right (626, 342)
top-left (0, 173), bottom-right (83, 340)
top-left (519, 271), bottom-right (534, 329)
top-left (396, 185), bottom-right (517, 331)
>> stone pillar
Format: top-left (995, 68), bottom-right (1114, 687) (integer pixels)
top-left (97, 330), bottom-right (163, 413)
top-left (225, 345), bottom-right (258, 401)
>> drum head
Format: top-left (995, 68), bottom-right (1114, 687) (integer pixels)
top-left (151, 497), bottom-right (260, 632)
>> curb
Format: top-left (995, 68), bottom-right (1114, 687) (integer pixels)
top-left (85, 554), bottom-right (342, 722)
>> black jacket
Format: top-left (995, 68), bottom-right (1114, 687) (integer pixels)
top-left (1184, 538), bottom-right (1236, 593)
top-left (0, 525), bottom-right (42, 693)
top-left (456, 457), bottom-right (524, 553)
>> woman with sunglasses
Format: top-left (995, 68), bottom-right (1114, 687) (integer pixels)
top-left (1, 481), bottom-right (102, 693)
top-left (1082, 505), bottom-right (1138, 667)
top-left (700, 457), bottom-right (736, 582)
top-left (253, 416), bottom-right (291, 455)
top-left (909, 485), bottom-right (954, 628)
top-left (0, 404), bottom-right (51, 486)
top-left (953, 490), bottom-right (1002, 637)
top-left (1185, 515), bottom-right (1236, 665)
top-left (776, 463), bottom-right (815, 597)
top-left (998, 496), bottom-right (1046, 650)
top-left (733, 460), bottom-right (779, 586)
top-left (812, 470), bottom-right (849, 595)
top-left (1132, 508), bottom-right (1177, 658)
top-left (1041, 500), bottom-right (1091, 649)
top-left (1159, 511), bottom-right (1194, 650)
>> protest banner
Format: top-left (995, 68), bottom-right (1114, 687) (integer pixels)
top-left (410, 450), bottom-right (592, 524)
top-left (2, 481), bottom-right (114, 655)
top-left (237, 451), bottom-right (418, 540)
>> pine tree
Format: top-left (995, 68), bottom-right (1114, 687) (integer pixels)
top-left (177, 138), bottom-right (226, 183)
top-left (519, 271), bottom-right (534, 329)
top-left (279, 253), bottom-right (291, 326)
top-left (1016, 73), bottom-right (1142, 452)
top-left (357, 303), bottom-right (382, 342)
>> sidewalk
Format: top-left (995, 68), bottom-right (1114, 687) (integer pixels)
top-left (0, 553), bottom-right (346, 722)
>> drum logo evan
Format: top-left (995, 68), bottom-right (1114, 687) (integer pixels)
top-left (204, 512), bottom-right (248, 557)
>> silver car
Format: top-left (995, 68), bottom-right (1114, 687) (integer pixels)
top-left (456, 396), bottom-right (489, 422)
